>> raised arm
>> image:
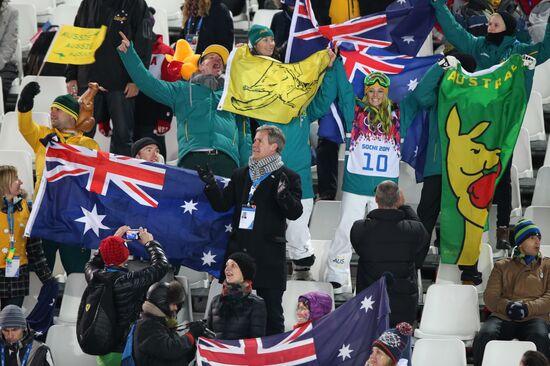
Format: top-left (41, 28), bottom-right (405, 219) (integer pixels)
top-left (431, 0), bottom-right (480, 56)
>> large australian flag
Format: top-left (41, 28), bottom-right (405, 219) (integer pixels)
top-left (25, 142), bottom-right (232, 277)
top-left (196, 277), bottom-right (390, 365)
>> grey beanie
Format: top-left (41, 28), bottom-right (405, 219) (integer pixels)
top-left (0, 305), bottom-right (26, 329)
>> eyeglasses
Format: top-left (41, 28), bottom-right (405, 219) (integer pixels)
top-left (364, 72), bottom-right (390, 88)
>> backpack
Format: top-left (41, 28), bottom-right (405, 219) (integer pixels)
top-left (76, 271), bottom-right (122, 355)
top-left (121, 322), bottom-right (137, 366)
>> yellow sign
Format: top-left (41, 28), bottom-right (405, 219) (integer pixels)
top-left (46, 25), bottom-right (108, 65)
top-left (219, 46), bottom-right (330, 124)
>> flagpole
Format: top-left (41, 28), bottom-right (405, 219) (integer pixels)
top-left (36, 25), bottom-right (63, 77)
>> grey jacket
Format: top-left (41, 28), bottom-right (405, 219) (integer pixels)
top-left (0, 5), bottom-right (18, 71)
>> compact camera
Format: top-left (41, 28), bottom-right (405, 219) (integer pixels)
top-left (122, 230), bottom-right (140, 240)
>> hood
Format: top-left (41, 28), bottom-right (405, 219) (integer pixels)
top-left (298, 291), bottom-right (332, 321)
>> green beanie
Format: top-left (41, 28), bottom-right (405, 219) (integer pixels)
top-left (248, 24), bottom-right (274, 46)
top-left (51, 94), bottom-right (79, 121)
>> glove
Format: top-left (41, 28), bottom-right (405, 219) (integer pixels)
top-left (437, 55), bottom-right (459, 70)
top-left (187, 320), bottom-right (207, 340)
top-left (154, 119), bottom-right (171, 135)
top-left (196, 164), bottom-right (216, 187)
top-left (276, 172), bottom-right (289, 199)
top-left (39, 132), bottom-right (60, 147)
top-left (506, 301), bottom-right (529, 320)
top-left (18, 82), bottom-right (41, 113)
top-left (98, 120), bottom-right (112, 137)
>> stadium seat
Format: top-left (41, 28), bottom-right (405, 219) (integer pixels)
top-left (55, 273), bottom-right (87, 324)
top-left (532, 166), bottom-right (550, 206)
top-left (177, 266), bottom-right (209, 289)
top-left (481, 340), bottom-right (536, 366)
top-left (412, 338), bottom-right (467, 366)
top-left (146, 0), bottom-right (183, 28)
top-left (539, 245), bottom-right (550, 257)
top-left (435, 243), bottom-right (493, 296)
top-left (309, 239), bottom-right (331, 281)
top-left (282, 280), bottom-right (334, 331)
top-left (546, 139), bottom-right (550, 167)
top-left (512, 127), bottom-right (533, 179)
top-left (511, 164), bottom-right (522, 218)
top-left (46, 324), bottom-right (96, 366)
top-left (204, 279), bottom-right (223, 317)
top-left (532, 59), bottom-right (550, 105)
top-left (153, 7), bottom-right (170, 46)
top-left (17, 76), bottom-right (68, 114)
top-left (524, 206), bottom-right (550, 244)
top-left (22, 272), bottom-right (41, 316)
top-left (414, 284), bottom-right (480, 341)
top-left (175, 275), bottom-right (194, 322)
top-left (0, 76), bottom-right (3, 117)
top-left (0, 111), bottom-right (50, 160)
top-left (49, 4), bottom-right (79, 26)
top-left (522, 91), bottom-right (546, 141)
top-left (10, 3), bottom-right (37, 53)
top-left (0, 149), bottom-right (34, 195)
top-left (398, 161), bottom-right (423, 210)
top-left (252, 9), bottom-right (279, 27)
top-left (12, 0), bottom-right (55, 23)
top-left (165, 116), bottom-right (178, 163)
top-left (309, 200), bottom-right (341, 240)
top-left (92, 128), bottom-right (110, 152)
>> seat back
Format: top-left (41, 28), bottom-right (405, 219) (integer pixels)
top-left (532, 166), bottom-right (550, 206)
top-left (22, 272), bottom-right (42, 316)
top-left (282, 280), bottom-right (334, 331)
top-left (46, 324), bottom-right (97, 366)
top-left (412, 338), bottom-right (467, 366)
top-left (398, 161), bottom-right (423, 209)
top-left (524, 206), bottom-right (550, 245)
top-left (152, 7), bottom-right (170, 46)
top-left (49, 4), bottom-right (79, 26)
top-left (17, 76), bottom-right (68, 114)
top-left (533, 59), bottom-right (550, 100)
top-left (522, 91), bottom-right (547, 141)
top-left (481, 340), bottom-right (536, 366)
top-left (57, 273), bottom-right (87, 324)
top-left (512, 127), bottom-right (533, 178)
top-left (309, 200), bottom-right (341, 240)
top-left (10, 3), bottom-right (37, 52)
top-left (175, 275), bottom-right (194, 323)
top-left (309, 240), bottom-right (331, 281)
top-left (252, 9), bottom-right (279, 27)
top-left (0, 149), bottom-right (34, 194)
top-left (0, 111), bottom-right (50, 160)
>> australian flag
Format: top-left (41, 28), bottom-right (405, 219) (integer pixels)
top-left (196, 277), bottom-right (390, 365)
top-left (25, 142), bottom-right (232, 277)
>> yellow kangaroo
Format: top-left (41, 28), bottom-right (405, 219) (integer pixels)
top-left (445, 106), bottom-right (501, 264)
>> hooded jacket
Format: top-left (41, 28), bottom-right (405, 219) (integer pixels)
top-left (0, 328), bottom-right (52, 366)
top-left (299, 291), bottom-right (332, 321)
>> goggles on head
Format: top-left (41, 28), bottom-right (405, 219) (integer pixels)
top-left (364, 72), bottom-right (390, 89)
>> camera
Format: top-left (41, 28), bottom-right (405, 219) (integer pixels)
top-left (122, 230), bottom-right (140, 240)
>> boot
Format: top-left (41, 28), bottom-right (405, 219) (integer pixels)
top-left (496, 226), bottom-right (512, 250)
top-left (291, 255), bottom-right (315, 281)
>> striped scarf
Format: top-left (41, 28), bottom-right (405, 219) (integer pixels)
top-left (248, 153), bottom-right (283, 181)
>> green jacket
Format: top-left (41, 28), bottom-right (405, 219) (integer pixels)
top-left (257, 59), bottom-right (345, 199)
top-left (433, 0), bottom-right (550, 92)
top-left (118, 44), bottom-right (251, 167)
top-left (400, 63), bottom-right (445, 178)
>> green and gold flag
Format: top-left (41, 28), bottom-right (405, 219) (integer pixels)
top-left (439, 54), bottom-right (528, 265)
top-left (218, 46), bottom-right (330, 124)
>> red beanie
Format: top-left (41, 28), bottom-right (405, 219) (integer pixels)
top-left (99, 236), bottom-right (129, 266)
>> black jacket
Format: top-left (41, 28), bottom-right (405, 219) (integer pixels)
top-left (351, 205), bottom-right (430, 326)
top-left (1, 330), bottom-right (51, 366)
top-left (133, 312), bottom-right (194, 366)
top-left (178, 0), bottom-right (234, 54)
top-left (66, 0), bottom-right (153, 90)
top-left (204, 165), bottom-right (302, 290)
top-left (84, 240), bottom-right (169, 351)
top-left (207, 292), bottom-right (267, 339)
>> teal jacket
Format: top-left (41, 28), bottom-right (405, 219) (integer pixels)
top-left (257, 58), bottom-right (346, 199)
top-left (118, 44), bottom-right (251, 167)
top-left (334, 61), bottom-right (399, 196)
top-left (400, 63), bottom-right (445, 178)
top-left (433, 0), bottom-right (550, 91)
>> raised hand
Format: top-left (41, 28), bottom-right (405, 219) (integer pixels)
top-left (118, 31), bottom-right (130, 53)
top-left (17, 81), bottom-right (41, 112)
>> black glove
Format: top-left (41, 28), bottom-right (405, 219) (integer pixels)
top-left (506, 301), bottom-right (529, 320)
top-left (196, 164), bottom-right (216, 187)
top-left (187, 320), bottom-right (207, 340)
top-left (276, 171), bottom-right (289, 199)
top-left (18, 81), bottom-right (41, 113)
top-left (39, 132), bottom-right (60, 147)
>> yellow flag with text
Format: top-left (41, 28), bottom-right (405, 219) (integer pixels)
top-left (45, 25), bottom-right (107, 65)
top-left (218, 46), bottom-right (330, 124)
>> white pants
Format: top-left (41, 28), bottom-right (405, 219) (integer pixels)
top-left (325, 192), bottom-right (377, 286)
top-left (286, 198), bottom-right (314, 261)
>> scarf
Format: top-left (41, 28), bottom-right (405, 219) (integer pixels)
top-left (248, 153), bottom-right (283, 181)
top-left (190, 73), bottom-right (225, 91)
top-left (142, 301), bottom-right (178, 329)
top-left (512, 246), bottom-right (542, 265)
top-left (486, 31), bottom-right (506, 45)
top-left (219, 281), bottom-right (253, 317)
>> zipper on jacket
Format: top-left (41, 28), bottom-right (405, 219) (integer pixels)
top-left (185, 121), bottom-right (189, 142)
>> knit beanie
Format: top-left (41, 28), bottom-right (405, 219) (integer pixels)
top-left (0, 305), bottom-right (26, 329)
top-left (99, 236), bottom-right (129, 266)
top-left (372, 322), bottom-right (413, 363)
top-left (131, 137), bottom-right (160, 158)
top-left (51, 94), bottom-right (80, 121)
top-left (514, 219), bottom-right (542, 246)
top-left (248, 24), bottom-right (274, 46)
top-left (227, 252), bottom-right (256, 281)
top-left (496, 11), bottom-right (517, 35)
top-left (298, 291), bottom-right (332, 321)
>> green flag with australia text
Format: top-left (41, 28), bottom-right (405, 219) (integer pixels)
top-left (438, 54), bottom-right (528, 265)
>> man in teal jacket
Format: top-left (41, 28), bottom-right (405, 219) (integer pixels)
top-left (118, 33), bottom-right (250, 178)
top-left (255, 54), bottom-right (345, 280)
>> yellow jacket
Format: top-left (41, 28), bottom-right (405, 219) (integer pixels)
top-left (0, 199), bottom-right (29, 268)
top-left (329, 0), bottom-right (360, 24)
top-left (18, 111), bottom-right (99, 197)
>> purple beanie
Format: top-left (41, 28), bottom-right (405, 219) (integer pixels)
top-left (298, 291), bottom-right (332, 321)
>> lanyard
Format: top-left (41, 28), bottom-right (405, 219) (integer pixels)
top-left (186, 17), bottom-right (203, 36)
top-left (5, 203), bottom-right (16, 263)
top-left (1, 343), bottom-right (32, 366)
top-left (247, 172), bottom-right (271, 205)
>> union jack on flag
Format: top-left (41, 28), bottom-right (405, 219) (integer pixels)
top-left (196, 277), bottom-right (391, 365)
top-left (26, 143), bottom-right (233, 277)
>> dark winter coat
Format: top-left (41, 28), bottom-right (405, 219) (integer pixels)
top-left (204, 165), bottom-right (303, 290)
top-left (207, 292), bottom-right (267, 339)
top-left (0, 329), bottom-right (51, 366)
top-left (351, 205), bottom-right (430, 326)
top-left (178, 0), bottom-right (234, 54)
top-left (84, 240), bottom-right (169, 351)
top-left (66, 0), bottom-right (154, 90)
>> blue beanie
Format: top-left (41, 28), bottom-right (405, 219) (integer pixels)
top-left (514, 219), bottom-right (541, 246)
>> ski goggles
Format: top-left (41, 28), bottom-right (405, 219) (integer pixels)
top-left (364, 72), bottom-right (390, 88)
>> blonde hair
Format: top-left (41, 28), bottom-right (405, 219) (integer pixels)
top-left (182, 0), bottom-right (212, 25)
top-left (0, 165), bottom-right (18, 197)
